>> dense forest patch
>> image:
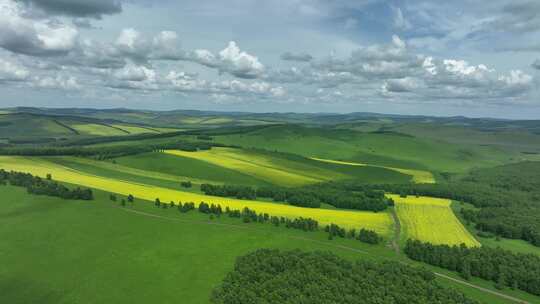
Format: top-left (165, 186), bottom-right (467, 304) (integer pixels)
top-left (211, 249), bottom-right (477, 304)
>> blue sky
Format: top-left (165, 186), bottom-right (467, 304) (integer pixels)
top-left (0, 0), bottom-right (539, 118)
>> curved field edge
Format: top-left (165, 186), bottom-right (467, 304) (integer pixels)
top-left (163, 148), bottom-right (336, 187)
top-left (0, 156), bottom-right (393, 234)
top-left (113, 152), bottom-right (271, 186)
top-left (49, 156), bottom-right (226, 186)
top-left (310, 157), bottom-right (436, 183)
top-left (388, 194), bottom-right (480, 247)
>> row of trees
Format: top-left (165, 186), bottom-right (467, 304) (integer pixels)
top-left (404, 240), bottom-right (540, 295)
top-left (0, 140), bottom-right (218, 159)
top-left (148, 197), bottom-right (382, 240)
top-left (211, 249), bottom-right (478, 304)
top-left (200, 183), bottom-right (392, 211)
top-left (325, 224), bottom-right (382, 244)
top-left (0, 169), bottom-right (93, 200)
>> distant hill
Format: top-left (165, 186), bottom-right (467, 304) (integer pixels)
top-left (1, 107), bottom-right (539, 146)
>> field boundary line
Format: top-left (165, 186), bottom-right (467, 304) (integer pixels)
top-left (389, 207), bottom-right (401, 254)
top-left (116, 206), bottom-right (369, 255)
top-left (434, 273), bottom-right (530, 304)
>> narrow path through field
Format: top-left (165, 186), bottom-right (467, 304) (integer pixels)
top-left (434, 273), bottom-right (530, 304)
top-left (117, 205), bottom-right (529, 304)
top-left (389, 208), bottom-right (401, 255)
top-left (117, 207), bottom-right (370, 254)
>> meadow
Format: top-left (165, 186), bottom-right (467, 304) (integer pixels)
top-left (0, 156), bottom-right (394, 233)
top-left (67, 123), bottom-right (128, 136)
top-left (389, 194), bottom-right (480, 247)
top-left (2, 185), bottom-right (538, 304)
top-left (310, 157), bottom-right (436, 183)
top-left (0, 186), bottom-right (394, 304)
top-left (212, 125), bottom-right (517, 173)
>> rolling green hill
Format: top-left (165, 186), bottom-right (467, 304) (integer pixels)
top-left (0, 113), bottom-right (181, 144)
top-left (211, 125), bottom-right (516, 173)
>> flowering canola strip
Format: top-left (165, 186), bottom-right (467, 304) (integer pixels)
top-left (388, 194), bottom-right (480, 247)
top-left (0, 156), bottom-right (392, 234)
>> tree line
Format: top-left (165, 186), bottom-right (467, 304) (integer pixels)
top-left (404, 240), bottom-right (540, 295)
top-left (211, 249), bottom-right (478, 304)
top-left (200, 183), bottom-right (392, 211)
top-left (325, 223), bottom-right (382, 244)
top-left (0, 140), bottom-right (218, 159)
top-left (148, 196), bottom-right (382, 242)
top-left (0, 169), bottom-right (93, 200)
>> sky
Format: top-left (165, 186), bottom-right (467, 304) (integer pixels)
top-left (0, 0), bottom-right (540, 119)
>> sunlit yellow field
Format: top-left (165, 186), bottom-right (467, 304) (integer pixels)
top-left (310, 157), bottom-right (436, 183)
top-left (165, 148), bottom-right (345, 186)
top-left (69, 123), bottom-right (126, 136)
top-left (55, 156), bottom-right (218, 185)
top-left (0, 156), bottom-right (393, 234)
top-left (388, 194), bottom-right (480, 247)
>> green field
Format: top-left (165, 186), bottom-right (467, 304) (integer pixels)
top-left (67, 123), bottom-right (128, 136)
top-left (310, 157), bottom-right (436, 183)
top-left (0, 186), bottom-right (392, 304)
top-left (212, 125), bottom-right (516, 173)
top-left (2, 186), bottom-right (538, 304)
top-left (0, 113), bottom-right (74, 139)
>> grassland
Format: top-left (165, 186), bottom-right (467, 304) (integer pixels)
top-left (0, 186), bottom-right (394, 304)
top-left (389, 195), bottom-right (480, 247)
top-left (212, 125), bottom-right (516, 173)
top-left (389, 123), bottom-right (540, 155)
top-left (310, 157), bottom-right (436, 183)
top-left (0, 156), bottom-right (393, 233)
top-left (2, 186), bottom-right (538, 304)
top-left (67, 123), bottom-right (127, 136)
top-left (0, 113), bottom-right (74, 138)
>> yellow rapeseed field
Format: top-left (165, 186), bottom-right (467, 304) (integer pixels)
top-left (388, 194), bottom-right (480, 247)
top-left (310, 157), bottom-right (436, 184)
top-left (0, 156), bottom-right (393, 234)
top-left (165, 148), bottom-right (344, 186)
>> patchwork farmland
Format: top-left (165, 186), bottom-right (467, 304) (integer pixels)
top-left (2, 108), bottom-right (540, 304)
